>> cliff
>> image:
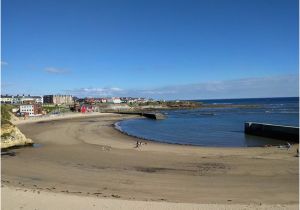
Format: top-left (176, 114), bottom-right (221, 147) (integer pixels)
top-left (1, 104), bottom-right (33, 149)
top-left (1, 124), bottom-right (33, 149)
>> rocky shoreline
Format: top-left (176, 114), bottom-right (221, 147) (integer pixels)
top-left (99, 103), bottom-right (262, 114)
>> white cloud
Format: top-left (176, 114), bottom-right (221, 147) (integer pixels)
top-left (110, 87), bottom-right (123, 91)
top-left (44, 67), bottom-right (69, 74)
top-left (66, 87), bottom-right (124, 97)
top-left (64, 74), bottom-right (299, 99)
top-left (142, 74), bottom-right (299, 99)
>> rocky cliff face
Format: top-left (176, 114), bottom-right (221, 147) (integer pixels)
top-left (1, 124), bottom-right (33, 149)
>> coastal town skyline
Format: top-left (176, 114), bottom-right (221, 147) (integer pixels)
top-left (2, 0), bottom-right (298, 99)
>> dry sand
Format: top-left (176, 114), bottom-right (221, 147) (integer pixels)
top-left (1, 113), bottom-right (299, 209)
top-left (2, 186), bottom-right (298, 210)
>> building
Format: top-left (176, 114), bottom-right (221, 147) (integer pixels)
top-left (43, 95), bottom-right (54, 104)
top-left (84, 98), bottom-right (95, 104)
top-left (17, 95), bottom-right (43, 104)
top-left (80, 105), bottom-right (87, 113)
top-left (43, 95), bottom-right (74, 105)
top-left (12, 107), bottom-right (20, 113)
top-left (100, 98), bottom-right (108, 103)
top-left (19, 104), bottom-right (42, 116)
top-left (1, 95), bottom-right (13, 104)
top-left (12, 95), bottom-right (22, 104)
top-left (20, 95), bottom-right (35, 104)
top-left (32, 96), bottom-right (43, 104)
top-left (107, 97), bottom-right (122, 104)
top-left (120, 97), bottom-right (128, 103)
top-left (1, 94), bottom-right (43, 104)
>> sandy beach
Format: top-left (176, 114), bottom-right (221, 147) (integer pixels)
top-left (1, 113), bottom-right (299, 209)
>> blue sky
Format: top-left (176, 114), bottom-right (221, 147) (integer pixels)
top-left (1, 0), bottom-right (299, 99)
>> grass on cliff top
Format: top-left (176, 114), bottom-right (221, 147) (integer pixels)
top-left (1, 104), bottom-right (13, 126)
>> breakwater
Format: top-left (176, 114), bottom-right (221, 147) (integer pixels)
top-left (115, 112), bottom-right (166, 120)
top-left (245, 122), bottom-right (299, 142)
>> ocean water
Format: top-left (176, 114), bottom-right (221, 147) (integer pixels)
top-left (117, 97), bottom-right (299, 147)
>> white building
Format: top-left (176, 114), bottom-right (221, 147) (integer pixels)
top-left (20, 97), bottom-right (35, 104)
top-left (114, 98), bottom-right (121, 104)
top-left (12, 97), bottom-right (21, 104)
top-left (20, 105), bottom-right (35, 116)
top-left (108, 97), bottom-right (122, 104)
top-left (2, 95), bottom-right (43, 104)
top-left (100, 98), bottom-right (108, 103)
top-left (19, 104), bottom-right (42, 116)
top-left (12, 107), bottom-right (20, 113)
top-left (33, 96), bottom-right (43, 104)
top-left (1, 95), bottom-right (13, 104)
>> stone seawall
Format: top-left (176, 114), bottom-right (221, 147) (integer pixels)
top-left (140, 113), bottom-right (166, 120)
top-left (245, 122), bottom-right (299, 142)
top-left (115, 112), bottom-right (166, 120)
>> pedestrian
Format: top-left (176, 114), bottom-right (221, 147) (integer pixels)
top-left (287, 142), bottom-right (291, 150)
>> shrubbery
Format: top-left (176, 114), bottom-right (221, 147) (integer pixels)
top-left (1, 104), bottom-right (13, 125)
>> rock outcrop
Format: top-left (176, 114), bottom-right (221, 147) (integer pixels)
top-left (1, 124), bottom-right (33, 149)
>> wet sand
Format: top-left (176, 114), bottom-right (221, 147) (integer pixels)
top-left (1, 113), bottom-right (299, 209)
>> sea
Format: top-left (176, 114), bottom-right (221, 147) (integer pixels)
top-left (116, 97), bottom-right (299, 147)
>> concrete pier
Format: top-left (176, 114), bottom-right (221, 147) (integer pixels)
top-left (245, 122), bottom-right (299, 142)
top-left (115, 111), bottom-right (166, 120)
top-left (140, 113), bottom-right (165, 120)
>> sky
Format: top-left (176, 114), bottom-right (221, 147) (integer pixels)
top-left (1, 0), bottom-right (299, 99)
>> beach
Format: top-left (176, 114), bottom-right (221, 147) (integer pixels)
top-left (1, 113), bottom-right (299, 209)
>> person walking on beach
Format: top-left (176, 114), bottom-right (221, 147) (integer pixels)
top-left (135, 141), bottom-right (144, 148)
top-left (286, 142), bottom-right (291, 150)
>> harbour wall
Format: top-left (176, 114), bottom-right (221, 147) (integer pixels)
top-left (244, 122), bottom-right (299, 142)
top-left (115, 112), bottom-right (165, 120)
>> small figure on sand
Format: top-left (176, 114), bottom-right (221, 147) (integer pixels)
top-left (286, 142), bottom-right (291, 150)
top-left (135, 141), bottom-right (146, 148)
top-left (135, 141), bottom-right (141, 148)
